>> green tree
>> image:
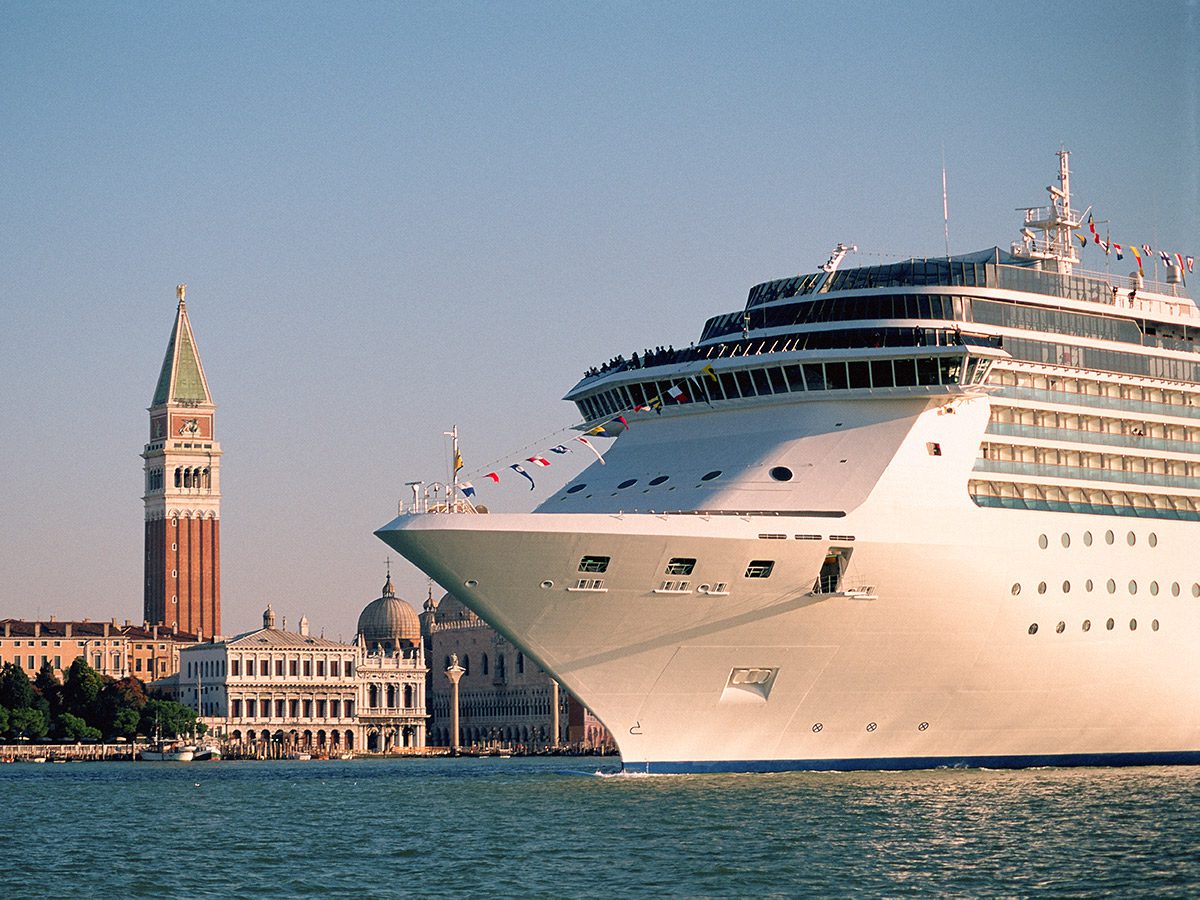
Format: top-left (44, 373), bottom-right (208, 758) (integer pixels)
top-left (0, 663), bottom-right (36, 710)
top-left (111, 706), bottom-right (141, 739)
top-left (97, 677), bottom-right (148, 737)
top-left (57, 712), bottom-right (101, 742)
top-left (140, 699), bottom-right (200, 739)
top-left (34, 661), bottom-right (62, 716)
top-left (0, 705), bottom-right (9, 736)
top-left (7, 706), bottom-right (48, 740)
top-left (61, 657), bottom-right (105, 719)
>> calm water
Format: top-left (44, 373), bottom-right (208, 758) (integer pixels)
top-left (2, 757), bottom-right (1199, 897)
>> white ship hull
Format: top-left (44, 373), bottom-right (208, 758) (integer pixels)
top-left (379, 394), bottom-right (1200, 772)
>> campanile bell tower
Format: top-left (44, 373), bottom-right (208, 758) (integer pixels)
top-left (142, 284), bottom-right (222, 637)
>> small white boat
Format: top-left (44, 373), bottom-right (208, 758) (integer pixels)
top-left (141, 744), bottom-right (194, 762)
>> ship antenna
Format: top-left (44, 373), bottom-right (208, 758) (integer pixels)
top-left (941, 146), bottom-right (951, 259)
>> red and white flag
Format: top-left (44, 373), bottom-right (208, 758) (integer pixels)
top-left (666, 384), bottom-right (689, 403)
top-left (574, 436), bottom-right (606, 464)
top-left (526, 456), bottom-right (551, 467)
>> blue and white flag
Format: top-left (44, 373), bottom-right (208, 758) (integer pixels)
top-left (509, 463), bottom-right (536, 490)
top-left (549, 445), bottom-right (572, 455)
top-left (459, 482), bottom-right (476, 498)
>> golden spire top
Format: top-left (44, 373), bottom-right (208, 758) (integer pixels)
top-left (176, 283), bottom-right (186, 306)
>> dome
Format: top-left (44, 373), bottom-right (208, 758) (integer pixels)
top-left (357, 573), bottom-right (421, 649)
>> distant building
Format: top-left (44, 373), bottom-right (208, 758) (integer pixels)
top-left (0, 617), bottom-right (198, 680)
top-left (173, 575), bottom-right (428, 754)
top-left (420, 590), bottom-right (615, 751)
top-left (356, 572), bottom-right (428, 750)
top-left (142, 284), bottom-right (222, 637)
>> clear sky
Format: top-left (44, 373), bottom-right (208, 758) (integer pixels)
top-left (2, 1), bottom-right (1197, 638)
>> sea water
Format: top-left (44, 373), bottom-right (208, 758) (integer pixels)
top-left (1, 758), bottom-right (1198, 897)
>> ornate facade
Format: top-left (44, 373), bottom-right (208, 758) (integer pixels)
top-left (142, 285), bottom-right (222, 637)
top-left (177, 576), bottom-right (428, 754)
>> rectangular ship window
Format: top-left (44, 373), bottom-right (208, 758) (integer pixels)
top-left (578, 555), bottom-right (610, 573)
top-left (744, 560), bottom-right (775, 578)
top-left (665, 558), bottom-right (696, 575)
top-left (655, 580), bottom-right (692, 593)
top-left (568, 578), bottom-right (607, 592)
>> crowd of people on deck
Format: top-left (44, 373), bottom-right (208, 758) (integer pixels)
top-left (583, 345), bottom-right (680, 379)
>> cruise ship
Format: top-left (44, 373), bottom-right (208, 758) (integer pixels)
top-left (377, 152), bottom-right (1200, 772)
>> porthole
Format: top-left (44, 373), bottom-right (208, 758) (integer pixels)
top-left (866, 722), bottom-right (877, 732)
top-left (540, 580), bottom-right (554, 590)
top-left (812, 723), bottom-right (823, 733)
top-left (769, 466), bottom-right (793, 482)
top-left (698, 583), bottom-right (711, 593)
top-left (649, 476), bottom-right (669, 486)
top-left (1011, 583), bottom-right (1021, 596)
top-left (1083, 531), bottom-right (1093, 546)
top-left (1128, 580), bottom-right (1138, 595)
top-left (566, 484), bottom-right (587, 494)
top-left (1127, 532), bottom-right (1137, 546)
top-left (1038, 534), bottom-right (1049, 549)
top-left (1037, 581), bottom-right (1047, 594)
top-left (1148, 533), bottom-right (1158, 547)
top-left (1061, 533), bottom-right (1070, 548)
top-left (464, 579), bottom-right (478, 588)
top-left (617, 479), bottom-right (638, 489)
top-left (1082, 619), bottom-right (1091, 632)
top-left (1055, 621), bottom-right (1065, 633)
top-left (1193, 584), bottom-right (1200, 598)
top-left (1085, 579), bottom-right (1094, 592)
top-left (1062, 581), bottom-right (1071, 593)
top-left (1028, 623), bottom-right (1039, 635)
top-left (1152, 619), bottom-right (1159, 631)
top-left (1150, 581), bottom-right (1159, 596)
top-left (1130, 618), bottom-right (1138, 631)
top-left (701, 470), bottom-right (722, 481)
top-left (1172, 582), bottom-right (1181, 597)
top-left (1106, 618), bottom-right (1115, 630)
top-left (1106, 579), bottom-right (1116, 594)
top-left (1105, 530), bottom-right (1115, 545)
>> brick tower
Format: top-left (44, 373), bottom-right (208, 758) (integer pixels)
top-left (142, 285), bottom-right (222, 637)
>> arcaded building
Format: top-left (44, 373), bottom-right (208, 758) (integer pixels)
top-left (175, 575), bottom-right (428, 753)
top-left (421, 590), bottom-right (614, 751)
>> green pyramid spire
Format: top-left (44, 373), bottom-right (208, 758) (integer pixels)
top-left (151, 284), bottom-right (212, 407)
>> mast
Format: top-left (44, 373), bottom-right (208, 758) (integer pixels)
top-left (444, 425), bottom-right (460, 511)
top-left (1013, 147), bottom-right (1082, 273)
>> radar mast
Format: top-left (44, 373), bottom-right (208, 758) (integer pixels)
top-left (1012, 148), bottom-right (1082, 273)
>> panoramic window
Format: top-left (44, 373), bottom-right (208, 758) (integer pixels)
top-left (744, 560), bottom-right (775, 578)
top-left (649, 475), bottom-right (670, 485)
top-left (578, 555), bottom-right (610, 573)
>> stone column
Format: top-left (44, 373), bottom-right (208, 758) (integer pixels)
top-left (446, 657), bottom-right (466, 753)
top-left (551, 680), bottom-right (560, 750)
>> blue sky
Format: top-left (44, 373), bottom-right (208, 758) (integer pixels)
top-left (2, 1), bottom-right (1197, 636)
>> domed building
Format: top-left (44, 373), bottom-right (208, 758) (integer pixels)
top-left (355, 570), bottom-right (428, 751)
top-left (357, 572), bottom-right (422, 654)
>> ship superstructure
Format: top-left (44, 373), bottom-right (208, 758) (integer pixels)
top-left (378, 152), bottom-right (1200, 772)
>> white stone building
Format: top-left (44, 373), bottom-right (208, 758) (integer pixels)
top-left (177, 575), bottom-right (428, 754)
